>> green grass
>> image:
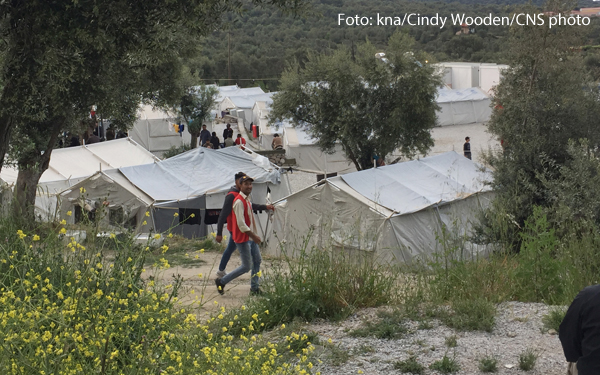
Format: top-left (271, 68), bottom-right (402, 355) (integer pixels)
top-left (542, 307), bottom-right (567, 333)
top-left (519, 348), bottom-right (538, 371)
top-left (350, 309), bottom-right (407, 339)
top-left (445, 335), bottom-right (458, 348)
top-left (429, 354), bottom-right (460, 374)
top-left (394, 356), bottom-right (425, 374)
top-left (144, 236), bottom-right (220, 268)
top-left (478, 355), bottom-right (498, 373)
top-left (441, 298), bottom-right (496, 332)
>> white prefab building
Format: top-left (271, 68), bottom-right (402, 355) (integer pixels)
top-left (436, 87), bottom-right (492, 126)
top-left (265, 151), bottom-right (493, 265)
top-left (437, 62), bottom-right (509, 95)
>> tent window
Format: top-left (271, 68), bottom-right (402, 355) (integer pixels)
top-left (74, 205), bottom-right (95, 224)
top-left (204, 209), bottom-right (220, 225)
top-left (179, 208), bottom-right (201, 225)
top-left (109, 207), bottom-right (125, 226)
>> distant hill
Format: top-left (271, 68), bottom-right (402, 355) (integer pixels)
top-left (194, 0), bottom-right (600, 90)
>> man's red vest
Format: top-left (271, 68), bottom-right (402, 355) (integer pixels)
top-left (231, 194), bottom-right (252, 244)
top-left (225, 191), bottom-right (240, 233)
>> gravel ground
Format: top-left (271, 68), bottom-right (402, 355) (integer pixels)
top-left (309, 302), bottom-right (566, 375)
top-left (282, 169), bottom-right (321, 194)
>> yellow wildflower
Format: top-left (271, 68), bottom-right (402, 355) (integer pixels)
top-left (66, 210), bottom-right (72, 216)
top-left (190, 213), bottom-right (195, 218)
top-left (33, 235), bottom-right (40, 241)
top-left (142, 221), bottom-right (147, 226)
top-left (168, 233), bottom-right (173, 238)
top-left (173, 212), bottom-right (179, 217)
top-left (145, 211), bottom-right (150, 217)
top-left (59, 228), bottom-right (67, 235)
top-left (17, 230), bottom-right (26, 239)
top-left (153, 234), bottom-right (161, 240)
top-left (79, 187), bottom-right (86, 193)
top-left (60, 219), bottom-right (66, 225)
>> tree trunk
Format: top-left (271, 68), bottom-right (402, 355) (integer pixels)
top-left (190, 133), bottom-right (198, 149)
top-left (12, 118), bottom-right (64, 224)
top-left (0, 114), bottom-right (13, 172)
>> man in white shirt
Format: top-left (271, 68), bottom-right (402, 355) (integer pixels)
top-left (215, 175), bottom-right (262, 295)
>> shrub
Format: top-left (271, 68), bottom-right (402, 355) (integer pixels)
top-left (478, 355), bottom-right (498, 373)
top-left (519, 348), bottom-right (538, 371)
top-left (0, 218), bottom-right (315, 374)
top-left (445, 335), bottom-right (458, 348)
top-left (429, 354), bottom-right (460, 373)
top-left (350, 310), bottom-right (407, 339)
top-left (394, 355), bottom-right (425, 374)
top-left (441, 298), bottom-right (496, 332)
top-left (542, 306), bottom-right (568, 333)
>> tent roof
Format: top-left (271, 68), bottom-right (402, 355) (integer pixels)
top-left (224, 93), bottom-right (275, 109)
top-left (119, 146), bottom-right (280, 201)
top-left (436, 87), bottom-right (490, 103)
top-left (0, 138), bottom-right (159, 185)
top-left (214, 86), bottom-right (266, 103)
top-left (339, 151), bottom-right (492, 215)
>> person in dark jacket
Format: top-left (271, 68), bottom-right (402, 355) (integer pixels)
top-left (463, 136), bottom-right (472, 160)
top-left (223, 124), bottom-right (233, 140)
top-left (559, 284), bottom-right (600, 374)
top-left (214, 172), bottom-right (274, 282)
top-left (200, 124), bottom-right (211, 147)
top-left (211, 132), bottom-right (221, 149)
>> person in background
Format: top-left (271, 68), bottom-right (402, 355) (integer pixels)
top-left (200, 124), bottom-right (211, 148)
top-left (560, 284), bottom-right (600, 375)
top-left (223, 124), bottom-right (233, 140)
top-left (215, 175), bottom-right (266, 295)
top-left (203, 140), bottom-right (213, 149)
top-left (463, 136), bottom-right (472, 160)
top-left (211, 132), bottom-right (221, 149)
top-left (235, 133), bottom-right (246, 146)
top-left (215, 172), bottom-right (274, 283)
top-left (224, 135), bottom-right (235, 148)
top-left (272, 133), bottom-right (283, 150)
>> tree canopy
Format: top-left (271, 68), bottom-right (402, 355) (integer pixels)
top-left (269, 32), bottom-right (442, 170)
top-left (180, 85), bottom-right (219, 149)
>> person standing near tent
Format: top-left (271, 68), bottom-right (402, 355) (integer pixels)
top-left (200, 124), bottom-right (211, 148)
top-left (215, 175), bottom-right (265, 295)
top-left (215, 172), bottom-right (273, 288)
top-left (235, 134), bottom-right (246, 147)
top-left (211, 132), bottom-right (221, 149)
top-left (223, 124), bottom-right (234, 140)
top-left (560, 284), bottom-right (600, 375)
top-left (463, 136), bottom-right (472, 160)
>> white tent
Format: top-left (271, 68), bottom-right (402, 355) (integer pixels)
top-left (436, 87), bottom-right (492, 127)
top-left (59, 169), bottom-right (155, 230)
top-left (281, 121), bottom-right (356, 175)
top-left (0, 138), bottom-right (159, 221)
top-left (119, 146), bottom-right (291, 238)
top-left (265, 151), bottom-right (493, 264)
top-left (219, 92), bottom-right (274, 129)
top-left (129, 104), bottom-right (192, 156)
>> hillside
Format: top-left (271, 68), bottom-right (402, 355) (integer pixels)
top-left (195, 0), bottom-right (600, 90)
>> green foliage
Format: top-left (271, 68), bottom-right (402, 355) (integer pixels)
top-left (179, 85), bottom-right (219, 148)
top-left (441, 298), bottom-right (496, 332)
top-left (478, 356), bottom-right (498, 373)
top-left (445, 335), bottom-right (458, 348)
top-left (542, 307), bottom-right (568, 333)
top-left (394, 356), bottom-right (425, 374)
top-left (0, 216), bottom-right (317, 374)
top-left (350, 310), bottom-right (408, 339)
top-left (513, 206), bottom-right (565, 304)
top-left (484, 1), bottom-right (600, 249)
top-left (162, 143), bottom-right (193, 159)
top-left (270, 31), bottom-right (441, 170)
top-left (518, 348), bottom-right (538, 371)
top-left (429, 354), bottom-right (460, 374)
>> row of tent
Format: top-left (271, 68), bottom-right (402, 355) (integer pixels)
top-left (0, 140), bottom-right (290, 240)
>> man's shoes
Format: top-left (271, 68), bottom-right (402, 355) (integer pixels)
top-left (216, 270), bottom-right (226, 278)
top-left (250, 288), bottom-right (263, 296)
top-left (215, 278), bottom-right (225, 295)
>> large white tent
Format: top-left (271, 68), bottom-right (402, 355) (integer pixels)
top-left (129, 104), bottom-right (192, 156)
top-left (280, 121), bottom-right (356, 175)
top-left (436, 87), bottom-right (492, 127)
top-left (219, 92), bottom-right (274, 129)
top-left (118, 146), bottom-right (291, 238)
top-left (0, 138), bottom-right (159, 221)
top-left (265, 151), bottom-right (493, 264)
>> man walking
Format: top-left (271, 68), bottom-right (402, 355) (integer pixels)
top-left (215, 175), bottom-right (269, 295)
top-left (215, 172), bottom-right (273, 282)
